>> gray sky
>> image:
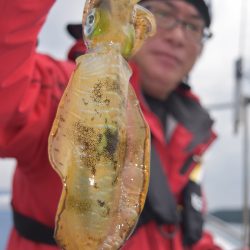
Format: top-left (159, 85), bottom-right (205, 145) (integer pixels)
top-left (1, 0), bottom-right (250, 212)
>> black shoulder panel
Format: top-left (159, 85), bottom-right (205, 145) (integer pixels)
top-left (165, 90), bottom-right (214, 152)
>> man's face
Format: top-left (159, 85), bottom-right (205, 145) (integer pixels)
top-left (133, 0), bottom-right (205, 99)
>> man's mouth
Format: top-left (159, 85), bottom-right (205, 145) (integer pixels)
top-left (153, 51), bottom-right (182, 67)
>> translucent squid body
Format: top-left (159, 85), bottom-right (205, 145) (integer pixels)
top-left (48, 0), bottom-right (155, 249)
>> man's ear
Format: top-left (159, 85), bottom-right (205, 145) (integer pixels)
top-left (131, 5), bottom-right (156, 56)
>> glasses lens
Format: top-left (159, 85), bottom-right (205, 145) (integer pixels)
top-left (184, 23), bottom-right (204, 43)
top-left (155, 13), bottom-right (177, 30)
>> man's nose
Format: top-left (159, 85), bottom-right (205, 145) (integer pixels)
top-left (162, 24), bottom-right (186, 46)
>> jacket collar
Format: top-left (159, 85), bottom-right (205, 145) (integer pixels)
top-left (129, 62), bottom-right (215, 152)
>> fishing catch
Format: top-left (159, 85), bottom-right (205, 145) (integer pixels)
top-left (48, 0), bottom-right (155, 249)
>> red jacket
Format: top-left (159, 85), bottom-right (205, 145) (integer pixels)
top-left (0, 1), bottom-right (71, 249)
top-left (0, 0), bottom-right (221, 250)
top-left (123, 66), bottom-right (220, 250)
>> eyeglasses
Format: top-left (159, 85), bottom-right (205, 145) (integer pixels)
top-left (142, 3), bottom-right (213, 44)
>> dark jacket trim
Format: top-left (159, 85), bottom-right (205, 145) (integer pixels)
top-left (13, 208), bottom-right (56, 245)
top-left (165, 88), bottom-right (214, 152)
top-left (137, 144), bottom-right (180, 228)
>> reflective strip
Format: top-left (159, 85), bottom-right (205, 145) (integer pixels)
top-left (190, 162), bottom-right (203, 184)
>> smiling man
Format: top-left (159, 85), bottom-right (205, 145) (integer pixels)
top-left (122, 0), bottom-right (222, 249)
top-left (133, 0), bottom-right (212, 100)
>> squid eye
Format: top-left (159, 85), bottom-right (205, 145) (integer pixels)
top-left (84, 9), bottom-right (97, 36)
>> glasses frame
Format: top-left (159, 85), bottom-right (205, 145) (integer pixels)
top-left (142, 2), bottom-right (213, 44)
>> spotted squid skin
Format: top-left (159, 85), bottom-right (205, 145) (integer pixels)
top-left (48, 47), bottom-right (150, 250)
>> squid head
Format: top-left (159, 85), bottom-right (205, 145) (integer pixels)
top-left (82, 0), bottom-right (156, 58)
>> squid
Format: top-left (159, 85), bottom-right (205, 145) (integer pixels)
top-left (48, 0), bottom-right (155, 249)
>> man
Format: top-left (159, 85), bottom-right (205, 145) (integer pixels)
top-left (0, 0), bottom-right (221, 249)
top-left (122, 0), bottom-right (220, 249)
top-left (123, 0), bottom-right (221, 249)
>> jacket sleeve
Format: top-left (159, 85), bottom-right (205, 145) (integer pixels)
top-left (0, 0), bottom-right (74, 165)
